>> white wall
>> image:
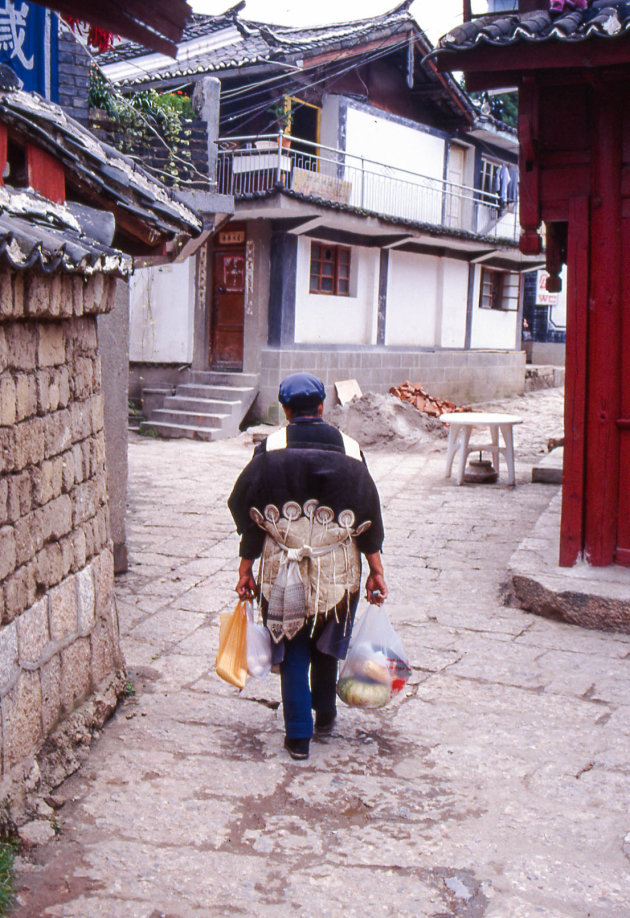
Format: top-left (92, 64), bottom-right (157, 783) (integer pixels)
top-left (343, 105), bottom-right (446, 224)
top-left (469, 267), bottom-right (519, 349)
top-left (386, 251), bottom-right (438, 347)
top-left (129, 260), bottom-right (196, 363)
top-left (386, 252), bottom-right (470, 348)
top-left (294, 237), bottom-right (379, 345)
top-left (439, 259), bottom-right (470, 348)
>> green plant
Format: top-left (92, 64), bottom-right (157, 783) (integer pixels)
top-left (88, 69), bottom-right (196, 183)
top-left (267, 97), bottom-right (293, 133)
top-left (0, 839), bottom-right (16, 916)
top-left (123, 680), bottom-right (136, 697)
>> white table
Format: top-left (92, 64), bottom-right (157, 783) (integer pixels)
top-left (440, 412), bottom-right (524, 486)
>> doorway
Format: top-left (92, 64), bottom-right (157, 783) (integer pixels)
top-left (210, 225), bottom-right (246, 370)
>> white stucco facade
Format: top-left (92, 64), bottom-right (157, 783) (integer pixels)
top-left (294, 236), bottom-right (379, 345)
top-left (469, 267), bottom-right (520, 350)
top-left (129, 260), bottom-right (196, 363)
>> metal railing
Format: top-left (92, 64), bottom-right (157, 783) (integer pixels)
top-left (216, 133), bottom-right (519, 241)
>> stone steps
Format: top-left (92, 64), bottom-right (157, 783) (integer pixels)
top-left (141, 370), bottom-right (258, 441)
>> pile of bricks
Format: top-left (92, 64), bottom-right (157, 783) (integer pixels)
top-left (0, 269), bottom-right (124, 798)
top-left (390, 381), bottom-right (471, 417)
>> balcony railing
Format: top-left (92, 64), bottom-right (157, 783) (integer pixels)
top-left (216, 133), bottom-right (519, 242)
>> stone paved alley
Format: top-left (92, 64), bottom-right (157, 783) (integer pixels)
top-left (13, 387), bottom-right (630, 917)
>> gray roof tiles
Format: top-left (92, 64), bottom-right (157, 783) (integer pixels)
top-left (437, 0), bottom-right (630, 52)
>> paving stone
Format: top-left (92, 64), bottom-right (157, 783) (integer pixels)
top-left (13, 389), bottom-right (630, 918)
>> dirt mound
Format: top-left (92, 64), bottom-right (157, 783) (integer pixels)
top-left (327, 392), bottom-right (446, 450)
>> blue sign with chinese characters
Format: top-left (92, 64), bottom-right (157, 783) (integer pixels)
top-left (0, 0), bottom-right (58, 99)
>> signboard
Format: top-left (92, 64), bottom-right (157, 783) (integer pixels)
top-left (0, 0), bottom-right (57, 99)
top-left (536, 269), bottom-right (559, 307)
top-left (218, 229), bottom-right (245, 245)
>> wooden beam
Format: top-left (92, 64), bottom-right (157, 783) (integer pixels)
top-left (0, 123), bottom-right (6, 187)
top-left (436, 38), bottom-right (630, 79)
top-left (27, 144), bottom-right (65, 203)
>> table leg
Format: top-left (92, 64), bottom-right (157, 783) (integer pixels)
top-left (490, 424), bottom-right (500, 476)
top-left (445, 426), bottom-right (458, 478)
top-left (501, 423), bottom-right (516, 486)
top-left (456, 427), bottom-right (472, 485)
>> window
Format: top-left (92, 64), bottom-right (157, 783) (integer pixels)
top-left (479, 268), bottom-right (520, 310)
top-left (309, 244), bottom-right (351, 296)
top-left (480, 157), bottom-right (501, 205)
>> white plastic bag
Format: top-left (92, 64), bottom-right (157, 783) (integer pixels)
top-left (246, 603), bottom-right (273, 678)
top-left (337, 604), bottom-right (411, 708)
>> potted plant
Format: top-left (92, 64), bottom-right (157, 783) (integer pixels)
top-left (268, 98), bottom-right (293, 146)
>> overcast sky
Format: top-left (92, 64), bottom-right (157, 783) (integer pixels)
top-left (188, 0), bottom-right (465, 45)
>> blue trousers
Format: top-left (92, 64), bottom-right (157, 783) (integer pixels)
top-left (280, 622), bottom-right (338, 739)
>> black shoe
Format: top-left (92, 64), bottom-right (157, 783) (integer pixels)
top-left (314, 710), bottom-right (336, 735)
top-left (284, 736), bottom-right (310, 760)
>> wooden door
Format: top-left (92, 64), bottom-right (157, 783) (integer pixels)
top-left (211, 248), bottom-right (245, 370)
top-left (445, 144), bottom-right (466, 228)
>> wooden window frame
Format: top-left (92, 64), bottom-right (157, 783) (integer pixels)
top-left (479, 267), bottom-right (520, 311)
top-left (309, 243), bottom-right (351, 296)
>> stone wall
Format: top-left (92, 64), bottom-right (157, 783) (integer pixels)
top-left (257, 347), bottom-right (526, 421)
top-left (0, 269), bottom-right (125, 820)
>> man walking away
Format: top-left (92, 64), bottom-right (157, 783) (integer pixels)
top-left (228, 372), bottom-right (387, 760)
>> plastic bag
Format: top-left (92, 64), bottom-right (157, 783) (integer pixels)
top-left (246, 603), bottom-right (272, 678)
top-left (216, 599), bottom-right (248, 688)
top-left (337, 605), bottom-right (411, 708)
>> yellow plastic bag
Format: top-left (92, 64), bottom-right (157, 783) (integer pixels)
top-left (216, 600), bottom-right (248, 688)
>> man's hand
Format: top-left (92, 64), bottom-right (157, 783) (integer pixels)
top-left (235, 558), bottom-right (258, 601)
top-left (365, 552), bottom-right (388, 605)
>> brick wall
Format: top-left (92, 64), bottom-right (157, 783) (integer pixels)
top-left (57, 28), bottom-right (91, 127)
top-left (0, 269), bottom-right (125, 807)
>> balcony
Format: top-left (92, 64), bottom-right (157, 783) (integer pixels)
top-left (216, 134), bottom-right (519, 242)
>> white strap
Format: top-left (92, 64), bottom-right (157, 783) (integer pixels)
top-left (265, 424), bottom-right (361, 459)
top-left (265, 427), bottom-right (288, 451)
top-left (340, 431), bottom-right (362, 460)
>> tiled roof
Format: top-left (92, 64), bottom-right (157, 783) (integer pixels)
top-left (436, 0), bottom-right (630, 54)
top-left (0, 89), bottom-right (202, 239)
top-left (100, 1), bottom-right (425, 87)
top-left (0, 186), bottom-right (131, 276)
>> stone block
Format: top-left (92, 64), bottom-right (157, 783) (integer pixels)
top-left (59, 534), bottom-right (74, 581)
top-left (43, 494), bottom-right (72, 541)
top-left (61, 450), bottom-right (75, 492)
top-left (7, 470), bottom-right (31, 521)
top-left (0, 373), bottom-right (16, 425)
top-left (15, 373), bottom-right (37, 422)
top-left (0, 326), bottom-right (6, 372)
top-left (4, 322), bottom-right (36, 371)
top-left (60, 637), bottom-right (92, 711)
top-left (26, 275), bottom-right (52, 318)
top-left (3, 562), bottom-right (37, 623)
top-left (49, 575), bottom-right (77, 641)
top-left (44, 408), bottom-right (72, 458)
top-left (73, 357), bottom-right (94, 400)
top-left (0, 270), bottom-right (14, 318)
top-left (57, 367), bottom-right (71, 408)
top-left (1, 669), bottom-right (42, 768)
top-left (70, 400), bottom-right (92, 443)
top-left (37, 322), bottom-right (65, 366)
top-left (35, 542), bottom-right (64, 591)
top-left (31, 460), bottom-right (55, 507)
top-left (13, 272), bottom-right (24, 317)
top-left (0, 477), bottom-right (7, 524)
top-left (40, 655), bottom-right (61, 734)
top-left (94, 547), bottom-right (114, 618)
top-left (13, 416), bottom-right (45, 468)
top-left (17, 597), bottom-right (49, 666)
top-left (72, 276), bottom-right (85, 316)
top-left (0, 619), bottom-right (18, 691)
top-left (71, 528), bottom-right (87, 572)
top-left (0, 524), bottom-right (16, 579)
top-left (91, 394), bottom-right (104, 433)
top-left (72, 480), bottom-right (98, 526)
top-left (76, 564), bottom-right (95, 635)
top-left (90, 617), bottom-right (116, 683)
top-left (72, 442), bottom-right (85, 483)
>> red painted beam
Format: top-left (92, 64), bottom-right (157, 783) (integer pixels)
top-left (27, 144), bottom-right (66, 204)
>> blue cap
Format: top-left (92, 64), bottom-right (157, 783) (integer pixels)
top-left (278, 372), bottom-right (326, 408)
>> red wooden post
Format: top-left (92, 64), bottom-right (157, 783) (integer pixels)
top-left (616, 98), bottom-right (630, 566)
top-left (560, 196), bottom-right (589, 566)
top-left (582, 85), bottom-right (622, 565)
top-left (26, 144), bottom-right (65, 203)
